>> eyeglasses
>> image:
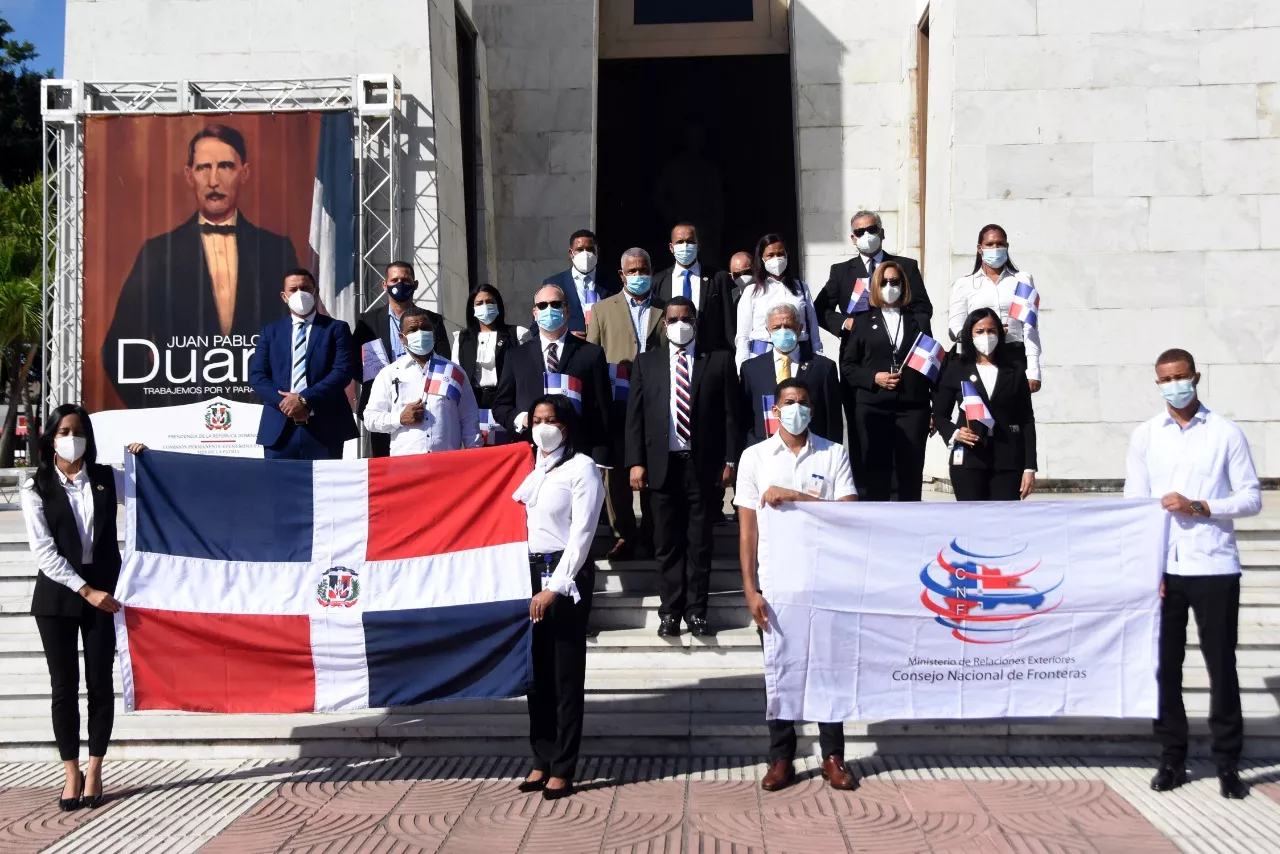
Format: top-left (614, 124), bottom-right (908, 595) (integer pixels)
top-left (535, 300), bottom-right (565, 310)
top-left (852, 226), bottom-right (882, 238)
top-left (882, 278), bottom-right (901, 286)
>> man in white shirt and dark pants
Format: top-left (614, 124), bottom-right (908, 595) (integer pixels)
top-left (735, 377), bottom-right (858, 793)
top-left (1125, 347), bottom-right (1261, 800)
top-left (363, 306), bottom-right (482, 454)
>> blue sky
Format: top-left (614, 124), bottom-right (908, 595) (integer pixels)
top-left (3, 0), bottom-right (65, 76)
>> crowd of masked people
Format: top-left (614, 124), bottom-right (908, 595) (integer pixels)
top-left (23, 209), bottom-right (1261, 806)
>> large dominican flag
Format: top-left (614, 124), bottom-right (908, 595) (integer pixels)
top-left (114, 445), bottom-right (534, 714)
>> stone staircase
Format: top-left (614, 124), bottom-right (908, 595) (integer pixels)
top-left (0, 496), bottom-right (1277, 761)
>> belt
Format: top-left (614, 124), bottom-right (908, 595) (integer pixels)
top-left (529, 551), bottom-right (564, 565)
top-left (670, 450), bottom-right (692, 459)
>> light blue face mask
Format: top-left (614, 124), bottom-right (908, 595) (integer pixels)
top-left (474, 303), bottom-right (499, 325)
top-left (770, 328), bottom-right (798, 354)
top-left (536, 306), bottom-right (566, 332)
top-left (672, 242), bottom-right (698, 266)
top-left (1160, 378), bottom-right (1197, 409)
top-left (777, 403), bottom-right (812, 435)
top-left (625, 275), bottom-right (652, 296)
top-left (982, 247), bottom-right (1009, 269)
top-left (405, 329), bottom-right (434, 356)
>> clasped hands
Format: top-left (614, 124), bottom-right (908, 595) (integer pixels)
top-left (277, 391), bottom-right (310, 423)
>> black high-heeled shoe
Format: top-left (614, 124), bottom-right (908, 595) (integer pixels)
top-left (81, 783), bottom-right (105, 809)
top-left (517, 775), bottom-right (547, 793)
top-left (542, 781), bottom-right (574, 801)
top-left (58, 772), bottom-right (84, 811)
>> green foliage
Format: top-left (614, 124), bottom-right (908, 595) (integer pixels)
top-left (0, 17), bottom-right (51, 188)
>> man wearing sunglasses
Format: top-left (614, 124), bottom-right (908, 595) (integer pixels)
top-left (492, 285), bottom-right (613, 465)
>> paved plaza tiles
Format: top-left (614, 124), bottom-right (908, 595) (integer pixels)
top-left (0, 757), bottom-right (1277, 852)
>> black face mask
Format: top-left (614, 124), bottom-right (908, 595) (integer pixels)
top-left (388, 282), bottom-right (415, 302)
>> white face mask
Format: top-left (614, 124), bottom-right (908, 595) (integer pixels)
top-left (55, 436), bottom-right (86, 464)
top-left (856, 231), bottom-right (882, 256)
top-left (572, 250), bottom-right (597, 275)
top-left (667, 320), bottom-right (695, 346)
top-left (764, 256), bottom-right (787, 277)
top-left (531, 422), bottom-right (564, 453)
top-left (288, 290), bottom-right (316, 316)
top-left (881, 284), bottom-right (902, 305)
top-left (972, 333), bottom-right (998, 356)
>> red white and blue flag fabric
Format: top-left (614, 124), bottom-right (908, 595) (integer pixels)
top-left (762, 395), bottom-right (779, 437)
top-left (543, 373), bottom-right (583, 413)
top-left (1008, 280), bottom-right (1040, 328)
top-left (608, 363), bottom-right (630, 402)
top-left (113, 446), bottom-right (534, 713)
top-left (750, 339), bottom-right (772, 356)
top-left (425, 357), bottom-right (466, 403)
top-left (904, 332), bottom-right (945, 382)
top-left (582, 288), bottom-right (599, 325)
top-left (478, 409), bottom-right (508, 446)
top-left (846, 277), bottom-right (870, 315)
top-left (961, 380), bottom-right (995, 429)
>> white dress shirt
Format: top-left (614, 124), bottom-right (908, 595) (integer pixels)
top-left (1124, 404), bottom-right (1261, 577)
top-left (860, 249), bottom-right (886, 278)
top-left (22, 466), bottom-right (127, 593)
top-left (668, 341), bottom-right (695, 452)
top-left (627, 296), bottom-right (655, 354)
top-left (363, 355), bottom-right (482, 455)
top-left (975, 363), bottom-right (999, 396)
top-left (672, 261), bottom-right (703, 312)
top-left (880, 306), bottom-right (905, 349)
top-left (734, 432), bottom-right (857, 566)
top-left (948, 269), bottom-right (1043, 381)
top-left (517, 449), bottom-right (606, 602)
top-left (772, 346), bottom-right (800, 381)
top-left (734, 277), bottom-right (822, 370)
top-left (570, 269), bottom-right (596, 313)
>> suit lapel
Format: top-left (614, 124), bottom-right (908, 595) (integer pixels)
top-left (378, 304), bottom-right (394, 358)
top-left (689, 350), bottom-right (706, 406)
top-left (305, 315), bottom-right (326, 381)
top-left (990, 364), bottom-right (1013, 403)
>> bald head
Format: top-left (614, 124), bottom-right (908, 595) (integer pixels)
top-left (729, 252), bottom-right (753, 277)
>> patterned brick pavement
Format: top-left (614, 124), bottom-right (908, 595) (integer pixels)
top-left (0, 757), bottom-right (1273, 852)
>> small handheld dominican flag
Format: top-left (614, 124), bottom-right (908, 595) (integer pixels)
top-left (750, 339), bottom-right (772, 356)
top-left (1008, 280), bottom-right (1040, 328)
top-left (424, 357), bottom-right (466, 403)
top-left (583, 288), bottom-right (600, 325)
top-left (608, 363), bottom-right (630, 403)
top-left (543, 373), bottom-right (584, 413)
top-left (904, 332), bottom-right (945, 382)
top-left (961, 380), bottom-right (995, 430)
top-left (846, 277), bottom-right (871, 315)
top-left (761, 395), bottom-right (779, 437)
top-left (478, 409), bottom-right (508, 446)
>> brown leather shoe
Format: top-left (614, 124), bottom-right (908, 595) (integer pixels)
top-left (760, 759), bottom-right (795, 792)
top-left (821, 755), bottom-right (857, 790)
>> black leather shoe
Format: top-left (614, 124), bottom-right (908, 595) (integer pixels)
top-left (1219, 770), bottom-right (1249, 799)
top-left (542, 782), bottom-right (574, 800)
top-left (687, 616), bottom-right (711, 637)
top-left (58, 772), bottom-right (84, 811)
top-left (1150, 764), bottom-right (1187, 792)
top-left (657, 617), bottom-right (681, 637)
top-left (517, 772), bottom-right (547, 793)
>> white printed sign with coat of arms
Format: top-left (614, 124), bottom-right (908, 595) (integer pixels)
top-left (91, 396), bottom-right (264, 465)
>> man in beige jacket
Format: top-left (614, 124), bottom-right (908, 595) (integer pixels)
top-left (587, 247), bottom-right (666, 560)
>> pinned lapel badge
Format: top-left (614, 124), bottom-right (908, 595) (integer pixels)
top-left (872, 324), bottom-right (879, 330)
top-left (95, 485), bottom-right (104, 491)
top-left (969, 374), bottom-right (978, 382)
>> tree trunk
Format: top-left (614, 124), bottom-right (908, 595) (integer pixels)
top-left (0, 349), bottom-right (21, 467)
top-left (18, 344), bottom-right (37, 464)
top-left (24, 399), bottom-right (35, 463)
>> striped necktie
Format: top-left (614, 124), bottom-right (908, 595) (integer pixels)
top-left (546, 342), bottom-right (560, 374)
top-left (675, 348), bottom-right (691, 445)
top-left (290, 321), bottom-right (308, 393)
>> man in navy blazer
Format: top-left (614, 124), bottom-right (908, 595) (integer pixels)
top-left (740, 304), bottom-right (842, 447)
top-left (543, 229), bottom-right (616, 337)
top-left (250, 268), bottom-right (358, 459)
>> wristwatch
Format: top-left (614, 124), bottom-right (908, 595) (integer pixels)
top-left (1190, 500), bottom-right (1206, 516)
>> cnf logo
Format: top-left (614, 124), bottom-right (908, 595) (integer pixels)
top-left (204, 401), bottom-right (232, 431)
top-left (317, 567), bottom-right (360, 608)
top-left (919, 540), bottom-right (1062, 644)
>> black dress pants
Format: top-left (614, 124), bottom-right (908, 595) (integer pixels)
top-left (768, 719), bottom-right (845, 762)
top-left (605, 469), bottom-right (653, 549)
top-left (840, 384), bottom-right (862, 490)
top-left (36, 604), bottom-right (116, 761)
top-left (1156, 573), bottom-right (1243, 773)
top-left (526, 556), bottom-right (594, 780)
top-left (855, 403), bottom-right (929, 502)
top-left (649, 452), bottom-right (715, 622)
top-left (949, 466), bottom-right (1022, 501)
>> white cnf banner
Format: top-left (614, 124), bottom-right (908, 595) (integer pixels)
top-left (760, 499), bottom-right (1167, 722)
top-left (90, 396), bottom-right (263, 465)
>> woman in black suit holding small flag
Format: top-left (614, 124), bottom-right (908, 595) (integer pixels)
top-left (933, 308), bottom-right (1037, 501)
top-left (841, 261), bottom-right (935, 501)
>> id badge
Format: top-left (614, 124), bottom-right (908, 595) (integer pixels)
top-left (952, 445), bottom-right (965, 465)
top-left (805, 473), bottom-right (826, 498)
top-left (540, 571), bottom-right (552, 592)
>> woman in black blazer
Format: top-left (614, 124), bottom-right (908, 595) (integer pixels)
top-left (20, 404), bottom-right (143, 810)
top-left (932, 308), bottom-right (1037, 501)
top-left (841, 261), bottom-right (934, 501)
top-left (451, 284), bottom-right (531, 409)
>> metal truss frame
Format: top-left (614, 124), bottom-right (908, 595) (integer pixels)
top-left (38, 75), bottom-right (401, 419)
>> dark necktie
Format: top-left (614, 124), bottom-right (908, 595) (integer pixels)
top-left (675, 349), bottom-right (691, 445)
top-left (866, 257), bottom-right (877, 278)
top-left (546, 343), bottom-right (560, 374)
top-left (201, 223), bottom-right (237, 235)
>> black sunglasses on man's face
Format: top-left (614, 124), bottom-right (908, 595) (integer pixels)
top-left (852, 226), bottom-right (882, 238)
top-left (535, 300), bottom-right (565, 310)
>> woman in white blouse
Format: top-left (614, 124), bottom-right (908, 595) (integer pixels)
top-left (450, 284), bottom-right (532, 409)
top-left (21, 404), bottom-right (144, 811)
top-left (947, 223), bottom-right (1042, 392)
top-left (735, 233), bottom-right (822, 371)
top-left (512, 394), bottom-right (605, 801)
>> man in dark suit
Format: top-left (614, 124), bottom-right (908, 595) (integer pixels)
top-left (812, 211), bottom-right (933, 474)
top-left (728, 250), bottom-right (754, 311)
top-left (249, 269), bottom-right (358, 460)
top-left (543, 229), bottom-right (616, 338)
top-left (103, 124), bottom-right (298, 408)
top-left (492, 283), bottom-right (612, 464)
top-left (352, 260), bottom-right (448, 457)
top-left (740, 303), bottom-right (842, 447)
top-left (625, 296), bottom-right (741, 638)
top-left (652, 223), bottom-right (735, 353)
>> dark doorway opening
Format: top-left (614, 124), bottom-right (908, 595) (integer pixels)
top-left (455, 7), bottom-right (480, 290)
top-left (595, 55), bottom-right (798, 276)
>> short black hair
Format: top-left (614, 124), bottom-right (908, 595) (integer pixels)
top-left (1156, 348), bottom-right (1196, 373)
top-left (569, 229), bottom-right (596, 246)
top-left (386, 260), bottom-right (415, 278)
top-left (284, 267), bottom-right (316, 286)
top-left (188, 124), bottom-right (248, 166)
top-left (671, 222), bottom-right (698, 240)
top-left (775, 377), bottom-right (811, 399)
top-left (399, 306), bottom-right (430, 324)
top-left (665, 295), bottom-right (697, 317)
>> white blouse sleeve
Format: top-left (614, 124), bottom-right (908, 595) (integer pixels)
top-left (20, 481), bottom-right (87, 593)
top-left (947, 276), bottom-right (970, 343)
top-left (734, 288), bottom-right (755, 371)
top-left (546, 458), bottom-right (606, 603)
top-left (1020, 273), bottom-right (1042, 382)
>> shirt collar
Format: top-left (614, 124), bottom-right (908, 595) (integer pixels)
top-left (766, 430), bottom-right (813, 459)
top-left (773, 347), bottom-right (798, 365)
top-left (198, 212), bottom-right (239, 228)
top-left (292, 311), bottom-right (316, 326)
top-left (56, 466), bottom-right (88, 486)
top-left (536, 446), bottom-right (566, 471)
top-left (628, 294), bottom-right (651, 309)
top-left (571, 268), bottom-right (593, 285)
top-left (670, 340), bottom-right (695, 358)
top-left (675, 260), bottom-right (701, 276)
top-left (1160, 403), bottom-right (1210, 428)
top-left (541, 330), bottom-right (567, 351)
top-left (860, 249), bottom-right (885, 267)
